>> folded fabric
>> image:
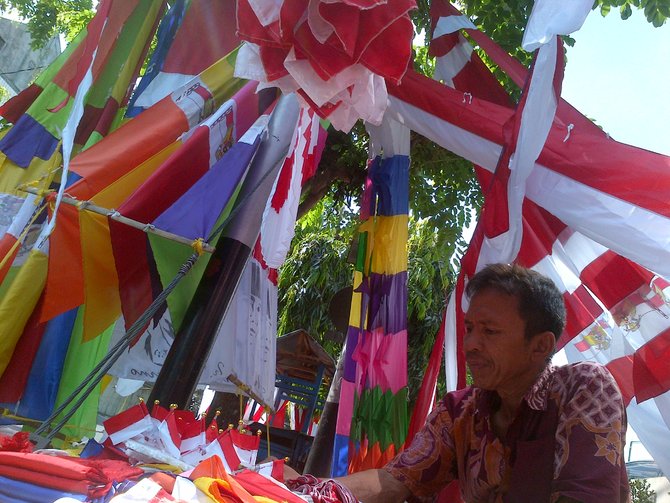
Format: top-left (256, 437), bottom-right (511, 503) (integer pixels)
top-left (234, 470), bottom-right (305, 503)
top-left (0, 475), bottom-right (86, 503)
top-left (0, 452), bottom-right (143, 498)
top-left (194, 476), bottom-right (260, 503)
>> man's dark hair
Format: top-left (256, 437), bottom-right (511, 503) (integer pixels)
top-left (465, 263), bottom-right (566, 341)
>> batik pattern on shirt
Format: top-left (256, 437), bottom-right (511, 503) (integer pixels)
top-left (385, 361), bottom-right (630, 503)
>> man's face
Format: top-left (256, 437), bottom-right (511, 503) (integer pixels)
top-left (463, 288), bottom-right (537, 393)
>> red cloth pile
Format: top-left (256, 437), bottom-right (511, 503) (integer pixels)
top-left (0, 431), bottom-right (33, 452)
top-left (0, 451), bottom-right (143, 499)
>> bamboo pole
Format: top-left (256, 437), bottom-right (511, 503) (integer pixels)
top-left (19, 186), bottom-right (215, 253)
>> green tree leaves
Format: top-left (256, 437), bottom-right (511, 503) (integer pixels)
top-left (0, 0), bottom-right (94, 49)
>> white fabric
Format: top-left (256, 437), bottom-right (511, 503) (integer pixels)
top-left (235, 43), bottom-right (388, 132)
top-left (106, 414), bottom-right (154, 445)
top-left (202, 257), bottom-right (278, 408)
top-left (123, 438), bottom-right (192, 470)
top-left (366, 115), bottom-right (411, 159)
top-left (203, 439), bottom-right (235, 472)
top-left (443, 292), bottom-right (459, 391)
top-left (627, 393), bottom-right (670, 476)
top-left (433, 35), bottom-right (474, 88)
top-left (37, 49), bottom-right (96, 250)
top-left (259, 104), bottom-right (308, 268)
top-left (157, 417), bottom-right (182, 460)
top-left (114, 378), bottom-right (144, 397)
top-left (2, 193), bottom-right (35, 239)
top-left (469, 34), bottom-right (561, 274)
top-left (233, 444), bottom-right (258, 467)
top-left (109, 478), bottom-right (163, 502)
top-left (134, 72), bottom-right (195, 109)
top-left (523, 0), bottom-right (593, 51)
top-left (110, 259), bottom-right (278, 408)
top-left (433, 13), bottom-right (476, 38)
top-left (172, 477), bottom-right (212, 503)
top-left (248, 0), bottom-right (283, 27)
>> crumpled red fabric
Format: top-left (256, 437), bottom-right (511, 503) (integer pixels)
top-left (0, 431), bottom-right (34, 453)
top-left (235, 0), bottom-right (416, 131)
top-left (286, 474), bottom-right (358, 503)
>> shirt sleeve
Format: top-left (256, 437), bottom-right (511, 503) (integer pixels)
top-left (384, 398), bottom-right (458, 499)
top-left (550, 362), bottom-right (631, 503)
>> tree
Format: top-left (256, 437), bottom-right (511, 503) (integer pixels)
top-left (630, 478), bottom-right (656, 503)
top-left (0, 0), bottom-right (94, 48)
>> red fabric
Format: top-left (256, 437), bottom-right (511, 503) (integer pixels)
top-left (103, 401), bottom-right (150, 436)
top-left (405, 315), bottom-right (445, 448)
top-left (0, 452), bottom-right (142, 498)
top-left (234, 470), bottom-right (305, 503)
top-left (0, 234), bottom-right (19, 286)
top-left (40, 201), bottom-right (84, 322)
top-left (0, 432), bottom-right (33, 453)
top-left (0, 299), bottom-right (47, 402)
top-left (206, 418), bottom-right (220, 443)
top-left (230, 429), bottom-right (260, 451)
top-left (236, 0), bottom-right (415, 121)
top-left (151, 403), bottom-right (170, 421)
top-left (74, 97), bottom-right (121, 145)
top-left (0, 83), bottom-right (42, 123)
top-left (163, 0), bottom-right (239, 75)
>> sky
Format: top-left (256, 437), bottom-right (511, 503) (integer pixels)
top-left (562, 8), bottom-right (670, 156)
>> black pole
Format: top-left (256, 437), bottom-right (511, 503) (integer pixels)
top-left (149, 94), bottom-right (299, 408)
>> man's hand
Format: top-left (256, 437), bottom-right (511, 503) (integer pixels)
top-left (336, 468), bottom-right (411, 503)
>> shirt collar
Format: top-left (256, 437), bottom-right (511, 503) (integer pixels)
top-left (522, 364), bottom-right (555, 411)
top-left (477, 364), bottom-right (556, 414)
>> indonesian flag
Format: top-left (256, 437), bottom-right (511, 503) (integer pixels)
top-left (180, 417), bottom-right (207, 455)
top-left (156, 410), bottom-right (182, 460)
top-left (396, 0), bottom-right (670, 477)
top-left (186, 429), bottom-right (262, 471)
top-left (254, 458), bottom-right (286, 482)
top-left (103, 401), bottom-right (154, 445)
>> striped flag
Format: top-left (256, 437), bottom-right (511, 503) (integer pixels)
top-left (333, 117), bottom-right (410, 475)
top-left (103, 401), bottom-right (153, 444)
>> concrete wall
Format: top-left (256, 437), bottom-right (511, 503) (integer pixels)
top-left (0, 16), bottom-right (60, 95)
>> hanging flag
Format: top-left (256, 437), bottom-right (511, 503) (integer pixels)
top-left (333, 117), bottom-right (410, 476)
top-left (128, 0), bottom-right (240, 115)
top-left (0, 0), bottom-right (167, 194)
top-left (259, 105), bottom-right (327, 268)
top-left (40, 62), bottom-right (257, 337)
top-left (111, 109), bottom-right (269, 333)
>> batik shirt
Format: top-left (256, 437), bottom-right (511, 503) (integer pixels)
top-left (386, 361), bottom-right (630, 503)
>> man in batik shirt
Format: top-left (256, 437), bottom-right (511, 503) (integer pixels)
top-left (337, 264), bottom-right (630, 503)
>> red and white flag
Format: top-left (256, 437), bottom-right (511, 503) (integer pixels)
top-left (103, 401), bottom-right (154, 445)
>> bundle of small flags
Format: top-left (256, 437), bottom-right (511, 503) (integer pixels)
top-left (102, 400), bottom-right (261, 472)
